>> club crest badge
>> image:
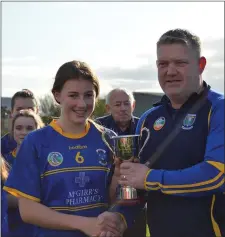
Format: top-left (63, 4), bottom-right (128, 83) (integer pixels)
top-left (153, 117), bottom-right (166, 131)
top-left (182, 114), bottom-right (196, 130)
top-left (47, 152), bottom-right (63, 167)
top-left (96, 149), bottom-right (108, 166)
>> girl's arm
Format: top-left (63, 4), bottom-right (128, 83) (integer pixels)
top-left (19, 197), bottom-right (89, 231)
top-left (19, 197), bottom-right (121, 236)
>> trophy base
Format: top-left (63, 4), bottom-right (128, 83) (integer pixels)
top-left (116, 185), bottom-right (140, 205)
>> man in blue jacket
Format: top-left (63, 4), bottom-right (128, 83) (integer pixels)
top-left (103, 29), bottom-right (224, 237)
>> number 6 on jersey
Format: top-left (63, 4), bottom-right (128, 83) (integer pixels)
top-left (75, 152), bottom-right (84, 164)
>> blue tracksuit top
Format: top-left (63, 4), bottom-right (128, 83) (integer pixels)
top-left (111, 81), bottom-right (224, 237)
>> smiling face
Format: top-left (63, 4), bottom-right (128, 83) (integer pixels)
top-left (13, 116), bottom-right (37, 145)
top-left (54, 79), bottom-right (96, 126)
top-left (156, 43), bottom-right (201, 101)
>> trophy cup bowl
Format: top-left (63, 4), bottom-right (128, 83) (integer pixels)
top-left (113, 134), bottom-right (140, 204)
top-left (102, 128), bottom-right (150, 205)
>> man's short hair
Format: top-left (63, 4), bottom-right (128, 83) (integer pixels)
top-left (105, 88), bottom-right (135, 105)
top-left (11, 89), bottom-right (38, 110)
top-left (157, 29), bottom-right (201, 58)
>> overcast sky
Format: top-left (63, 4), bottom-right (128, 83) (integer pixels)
top-left (2, 2), bottom-right (224, 99)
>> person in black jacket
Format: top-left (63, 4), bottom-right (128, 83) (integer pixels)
top-left (95, 88), bottom-right (139, 135)
top-left (95, 88), bottom-right (147, 237)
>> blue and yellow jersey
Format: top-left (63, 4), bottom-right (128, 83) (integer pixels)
top-left (112, 82), bottom-right (225, 237)
top-left (5, 150), bottom-right (35, 237)
top-left (1, 187), bottom-right (8, 237)
top-left (4, 120), bottom-right (114, 237)
top-left (5, 149), bottom-right (17, 167)
top-left (1, 133), bottom-right (17, 158)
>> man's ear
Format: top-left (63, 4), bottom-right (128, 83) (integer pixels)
top-left (105, 104), bottom-right (111, 114)
top-left (199, 56), bottom-right (207, 74)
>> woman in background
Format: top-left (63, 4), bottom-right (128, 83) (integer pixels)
top-left (5, 110), bottom-right (45, 237)
top-left (5, 109), bottom-right (45, 167)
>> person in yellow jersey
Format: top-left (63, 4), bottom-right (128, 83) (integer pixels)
top-left (5, 110), bottom-right (45, 237)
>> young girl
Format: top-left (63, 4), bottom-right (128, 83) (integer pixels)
top-left (6, 109), bottom-right (45, 167)
top-left (4, 60), bottom-right (125, 237)
top-left (5, 110), bottom-right (45, 237)
top-left (1, 156), bottom-right (9, 237)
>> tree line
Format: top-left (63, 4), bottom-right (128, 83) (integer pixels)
top-left (1, 94), bottom-right (107, 136)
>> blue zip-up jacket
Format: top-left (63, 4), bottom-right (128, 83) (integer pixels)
top-left (111, 82), bottom-right (224, 237)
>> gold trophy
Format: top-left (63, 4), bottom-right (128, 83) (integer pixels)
top-left (102, 128), bottom-right (150, 204)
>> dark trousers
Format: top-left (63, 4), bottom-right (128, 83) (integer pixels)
top-left (123, 208), bottom-right (147, 237)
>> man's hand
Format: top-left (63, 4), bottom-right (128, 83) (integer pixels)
top-left (119, 162), bottom-right (150, 189)
top-left (96, 211), bottom-right (126, 237)
top-left (113, 157), bottom-right (139, 177)
top-left (81, 213), bottom-right (122, 237)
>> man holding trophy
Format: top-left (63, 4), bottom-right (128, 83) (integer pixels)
top-left (98, 29), bottom-right (224, 237)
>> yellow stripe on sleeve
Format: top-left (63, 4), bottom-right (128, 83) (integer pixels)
top-left (144, 169), bottom-right (152, 190)
top-left (3, 186), bottom-right (40, 202)
top-left (161, 178), bottom-right (224, 194)
top-left (146, 171), bottom-right (223, 189)
top-left (207, 161), bottom-right (224, 173)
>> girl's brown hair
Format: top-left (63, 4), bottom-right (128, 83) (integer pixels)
top-left (11, 109), bottom-right (45, 137)
top-left (51, 60), bottom-right (100, 103)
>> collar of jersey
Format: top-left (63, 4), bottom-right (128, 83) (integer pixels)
top-left (49, 119), bottom-right (90, 139)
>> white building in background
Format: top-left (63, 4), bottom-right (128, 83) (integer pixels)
top-left (133, 92), bottom-right (163, 117)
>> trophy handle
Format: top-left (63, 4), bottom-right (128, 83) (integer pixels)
top-left (101, 129), bottom-right (117, 155)
top-left (138, 127), bottom-right (150, 157)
